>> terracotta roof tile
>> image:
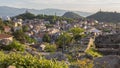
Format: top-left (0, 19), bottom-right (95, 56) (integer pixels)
top-left (0, 34), bottom-right (13, 39)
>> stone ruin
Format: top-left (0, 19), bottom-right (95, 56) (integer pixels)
top-left (94, 55), bottom-right (120, 68)
top-left (94, 33), bottom-right (120, 55)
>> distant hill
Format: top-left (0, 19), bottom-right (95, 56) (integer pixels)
top-left (87, 11), bottom-right (120, 23)
top-left (0, 6), bottom-right (92, 17)
top-left (62, 12), bottom-right (83, 19)
top-left (14, 12), bottom-right (75, 23)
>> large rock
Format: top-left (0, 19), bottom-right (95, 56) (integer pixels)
top-left (94, 55), bottom-right (120, 68)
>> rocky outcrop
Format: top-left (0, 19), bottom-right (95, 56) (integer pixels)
top-left (95, 34), bottom-right (120, 55)
top-left (95, 34), bottom-right (120, 45)
top-left (45, 52), bottom-right (67, 61)
top-left (94, 55), bottom-right (120, 68)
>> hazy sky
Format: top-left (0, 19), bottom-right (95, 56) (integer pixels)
top-left (0, 0), bottom-right (120, 12)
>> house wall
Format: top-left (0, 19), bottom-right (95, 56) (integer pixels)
top-left (5, 37), bottom-right (13, 41)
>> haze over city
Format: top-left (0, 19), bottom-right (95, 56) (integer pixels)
top-left (0, 0), bottom-right (120, 12)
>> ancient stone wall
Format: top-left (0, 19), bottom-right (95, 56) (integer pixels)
top-left (94, 34), bottom-right (120, 55)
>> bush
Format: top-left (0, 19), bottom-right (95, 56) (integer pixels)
top-left (44, 43), bottom-right (57, 52)
top-left (56, 32), bottom-right (72, 48)
top-left (70, 59), bottom-right (93, 68)
top-left (69, 27), bottom-right (85, 42)
top-left (13, 29), bottom-right (37, 44)
top-left (0, 51), bottom-right (68, 68)
top-left (22, 25), bottom-right (29, 32)
top-left (86, 48), bottom-right (103, 57)
top-left (25, 35), bottom-right (37, 44)
top-left (42, 34), bottom-right (51, 43)
top-left (2, 40), bottom-right (25, 51)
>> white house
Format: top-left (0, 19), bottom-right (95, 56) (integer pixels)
top-left (88, 28), bottom-right (102, 36)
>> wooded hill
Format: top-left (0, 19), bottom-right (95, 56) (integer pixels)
top-left (87, 11), bottom-right (120, 23)
top-left (62, 12), bottom-right (84, 19)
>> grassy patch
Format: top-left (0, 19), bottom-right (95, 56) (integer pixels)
top-left (86, 48), bottom-right (103, 57)
top-left (0, 51), bottom-right (68, 68)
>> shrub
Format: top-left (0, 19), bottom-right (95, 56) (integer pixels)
top-left (13, 29), bottom-right (37, 44)
top-left (56, 32), bottom-right (72, 48)
top-left (0, 51), bottom-right (68, 68)
top-left (44, 43), bottom-right (57, 52)
top-left (42, 34), bottom-right (51, 43)
top-left (2, 40), bottom-right (25, 51)
top-left (86, 48), bottom-right (103, 57)
top-left (70, 59), bottom-right (93, 68)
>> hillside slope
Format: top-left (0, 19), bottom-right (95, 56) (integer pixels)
top-left (87, 11), bottom-right (120, 23)
top-left (63, 12), bottom-right (83, 19)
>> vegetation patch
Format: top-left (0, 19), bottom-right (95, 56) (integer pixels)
top-left (70, 59), bottom-right (93, 68)
top-left (44, 43), bottom-right (57, 52)
top-left (86, 48), bottom-right (103, 57)
top-left (0, 51), bottom-right (68, 68)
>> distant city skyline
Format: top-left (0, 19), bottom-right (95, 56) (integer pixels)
top-left (1, 0), bottom-right (120, 12)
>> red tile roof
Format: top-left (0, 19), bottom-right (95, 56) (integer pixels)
top-left (4, 26), bottom-right (10, 29)
top-left (0, 34), bottom-right (13, 39)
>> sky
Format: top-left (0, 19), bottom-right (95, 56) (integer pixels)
top-left (0, 0), bottom-right (120, 12)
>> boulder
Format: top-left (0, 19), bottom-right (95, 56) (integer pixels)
top-left (94, 55), bottom-right (120, 68)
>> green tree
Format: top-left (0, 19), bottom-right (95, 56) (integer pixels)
top-left (0, 19), bottom-right (4, 32)
top-left (13, 29), bottom-right (36, 44)
top-left (44, 43), bottom-right (57, 52)
top-left (43, 33), bottom-right (51, 43)
top-left (25, 35), bottom-right (37, 44)
top-left (22, 25), bottom-right (29, 32)
top-left (2, 40), bottom-right (25, 51)
top-left (69, 27), bottom-right (85, 42)
top-left (36, 14), bottom-right (74, 24)
top-left (56, 32), bottom-right (72, 48)
top-left (15, 12), bottom-right (35, 20)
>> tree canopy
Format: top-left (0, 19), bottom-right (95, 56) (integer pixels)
top-left (14, 12), bottom-right (74, 24)
top-left (2, 40), bottom-right (25, 51)
top-left (12, 29), bottom-right (36, 44)
top-left (42, 33), bottom-right (51, 43)
top-left (14, 12), bottom-right (35, 20)
top-left (56, 32), bottom-right (72, 48)
top-left (69, 27), bottom-right (85, 42)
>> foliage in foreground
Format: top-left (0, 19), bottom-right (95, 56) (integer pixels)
top-left (0, 51), bottom-right (68, 68)
top-left (56, 32), bottom-right (72, 48)
top-left (86, 48), bottom-right (103, 57)
top-left (14, 12), bottom-right (74, 24)
top-left (70, 59), bottom-right (93, 68)
top-left (2, 40), bottom-right (25, 51)
top-left (13, 29), bottom-right (37, 44)
top-left (44, 43), bottom-right (57, 52)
